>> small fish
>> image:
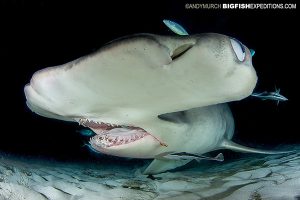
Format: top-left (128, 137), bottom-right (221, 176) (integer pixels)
top-left (250, 49), bottom-right (255, 56)
top-left (76, 129), bottom-right (95, 137)
top-left (163, 19), bottom-right (189, 36)
top-left (82, 143), bottom-right (102, 154)
top-left (251, 87), bottom-right (288, 105)
top-left (156, 151), bottom-right (224, 162)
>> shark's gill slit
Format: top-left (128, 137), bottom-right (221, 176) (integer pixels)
top-left (171, 43), bottom-right (194, 60)
top-left (158, 111), bottom-right (188, 123)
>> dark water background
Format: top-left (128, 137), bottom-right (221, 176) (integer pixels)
top-left (0, 1), bottom-right (298, 162)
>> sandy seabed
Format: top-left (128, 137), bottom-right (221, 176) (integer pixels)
top-left (0, 147), bottom-right (299, 200)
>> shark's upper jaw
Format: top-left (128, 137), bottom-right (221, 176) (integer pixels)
top-left (77, 118), bottom-right (165, 149)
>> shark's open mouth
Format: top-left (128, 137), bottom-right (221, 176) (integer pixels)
top-left (78, 119), bottom-right (166, 148)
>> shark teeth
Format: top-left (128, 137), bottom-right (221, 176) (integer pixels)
top-left (90, 130), bottom-right (148, 148)
top-left (78, 118), bottom-right (121, 130)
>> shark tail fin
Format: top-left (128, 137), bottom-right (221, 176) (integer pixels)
top-left (220, 139), bottom-right (293, 154)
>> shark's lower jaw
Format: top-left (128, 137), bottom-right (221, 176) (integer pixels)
top-left (90, 128), bottom-right (149, 148)
top-left (78, 118), bottom-right (157, 148)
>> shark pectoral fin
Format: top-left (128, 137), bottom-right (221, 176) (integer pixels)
top-left (143, 159), bottom-right (190, 175)
top-left (220, 139), bottom-right (294, 154)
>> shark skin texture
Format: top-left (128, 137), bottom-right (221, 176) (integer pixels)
top-left (25, 33), bottom-right (284, 174)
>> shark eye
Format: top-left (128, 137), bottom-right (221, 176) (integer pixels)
top-left (230, 38), bottom-right (245, 62)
